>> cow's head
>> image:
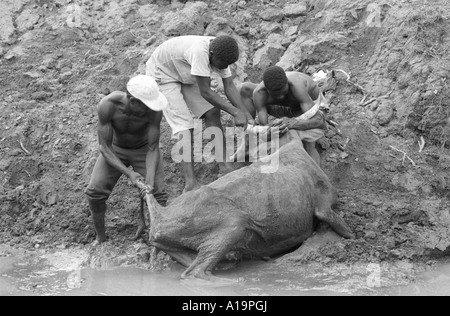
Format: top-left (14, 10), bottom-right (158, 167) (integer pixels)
top-left (314, 70), bottom-right (336, 114)
top-left (317, 91), bottom-right (331, 114)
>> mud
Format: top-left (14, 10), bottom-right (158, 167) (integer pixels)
top-left (1, 244), bottom-right (449, 296)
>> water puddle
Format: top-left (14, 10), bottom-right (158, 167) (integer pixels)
top-left (1, 247), bottom-right (450, 296)
top-left (380, 262), bottom-right (450, 296)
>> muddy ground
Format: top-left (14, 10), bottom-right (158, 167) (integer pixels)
top-left (1, 0), bottom-right (450, 287)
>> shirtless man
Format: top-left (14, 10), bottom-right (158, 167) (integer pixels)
top-left (85, 75), bottom-right (168, 244)
top-left (239, 66), bottom-right (327, 166)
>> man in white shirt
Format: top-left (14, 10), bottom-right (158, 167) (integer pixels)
top-left (146, 35), bottom-right (253, 193)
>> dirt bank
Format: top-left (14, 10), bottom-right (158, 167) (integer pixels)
top-left (1, 0), bottom-right (449, 280)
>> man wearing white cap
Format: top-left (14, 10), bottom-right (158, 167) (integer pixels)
top-left (146, 35), bottom-right (254, 193)
top-left (85, 74), bottom-right (168, 245)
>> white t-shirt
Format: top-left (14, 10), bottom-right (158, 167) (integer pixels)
top-left (146, 35), bottom-right (232, 84)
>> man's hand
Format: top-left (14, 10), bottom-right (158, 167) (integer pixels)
top-left (270, 118), bottom-right (290, 136)
top-left (132, 173), bottom-right (153, 198)
top-left (234, 110), bottom-right (248, 130)
top-left (245, 113), bottom-right (256, 126)
top-left (130, 171), bottom-right (145, 187)
top-left (266, 126), bottom-right (281, 142)
top-left (136, 180), bottom-right (153, 198)
top-left (317, 112), bottom-right (327, 130)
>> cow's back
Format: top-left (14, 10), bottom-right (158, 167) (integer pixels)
top-left (207, 135), bottom-right (334, 257)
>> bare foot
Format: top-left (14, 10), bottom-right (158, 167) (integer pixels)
top-left (91, 239), bottom-right (104, 247)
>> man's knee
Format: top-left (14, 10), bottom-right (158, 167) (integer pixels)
top-left (85, 185), bottom-right (109, 205)
top-left (239, 82), bottom-right (257, 98)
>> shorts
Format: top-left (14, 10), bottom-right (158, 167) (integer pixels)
top-left (84, 144), bottom-right (167, 205)
top-left (295, 128), bottom-right (325, 142)
top-left (157, 82), bottom-right (214, 138)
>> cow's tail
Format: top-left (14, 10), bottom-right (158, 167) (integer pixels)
top-left (136, 181), bottom-right (164, 234)
top-left (145, 193), bottom-right (164, 228)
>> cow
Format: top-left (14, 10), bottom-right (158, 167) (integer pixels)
top-left (139, 129), bottom-right (354, 280)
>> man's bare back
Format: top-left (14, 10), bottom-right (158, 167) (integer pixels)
top-left (252, 72), bottom-right (320, 110)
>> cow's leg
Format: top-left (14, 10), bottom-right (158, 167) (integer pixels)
top-left (181, 217), bottom-right (247, 280)
top-left (152, 242), bottom-right (196, 267)
top-left (164, 250), bottom-right (196, 267)
top-left (315, 207), bottom-right (355, 239)
top-left (216, 251), bottom-right (242, 271)
top-left (151, 231), bottom-right (240, 270)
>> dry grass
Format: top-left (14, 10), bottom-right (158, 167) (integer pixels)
top-left (401, 6), bottom-right (450, 147)
top-left (409, 8), bottom-right (448, 59)
top-left (419, 93), bottom-right (450, 148)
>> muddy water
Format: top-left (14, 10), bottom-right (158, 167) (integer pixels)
top-left (0, 255), bottom-right (343, 296)
top-left (1, 249), bottom-right (450, 296)
top-left (381, 262), bottom-right (450, 296)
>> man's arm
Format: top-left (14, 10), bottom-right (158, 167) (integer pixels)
top-left (144, 111), bottom-right (163, 191)
top-left (97, 98), bottom-right (144, 188)
top-left (253, 86), bottom-right (270, 126)
top-left (97, 98), bottom-right (135, 180)
top-left (195, 76), bottom-right (248, 129)
top-left (222, 77), bottom-right (255, 125)
top-left (282, 83), bottom-right (326, 131)
top-left (283, 113), bottom-right (325, 130)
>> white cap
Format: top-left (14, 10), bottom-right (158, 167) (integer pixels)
top-left (127, 75), bottom-right (168, 111)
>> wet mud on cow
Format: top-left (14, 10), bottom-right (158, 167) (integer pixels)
top-left (141, 130), bottom-right (354, 280)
